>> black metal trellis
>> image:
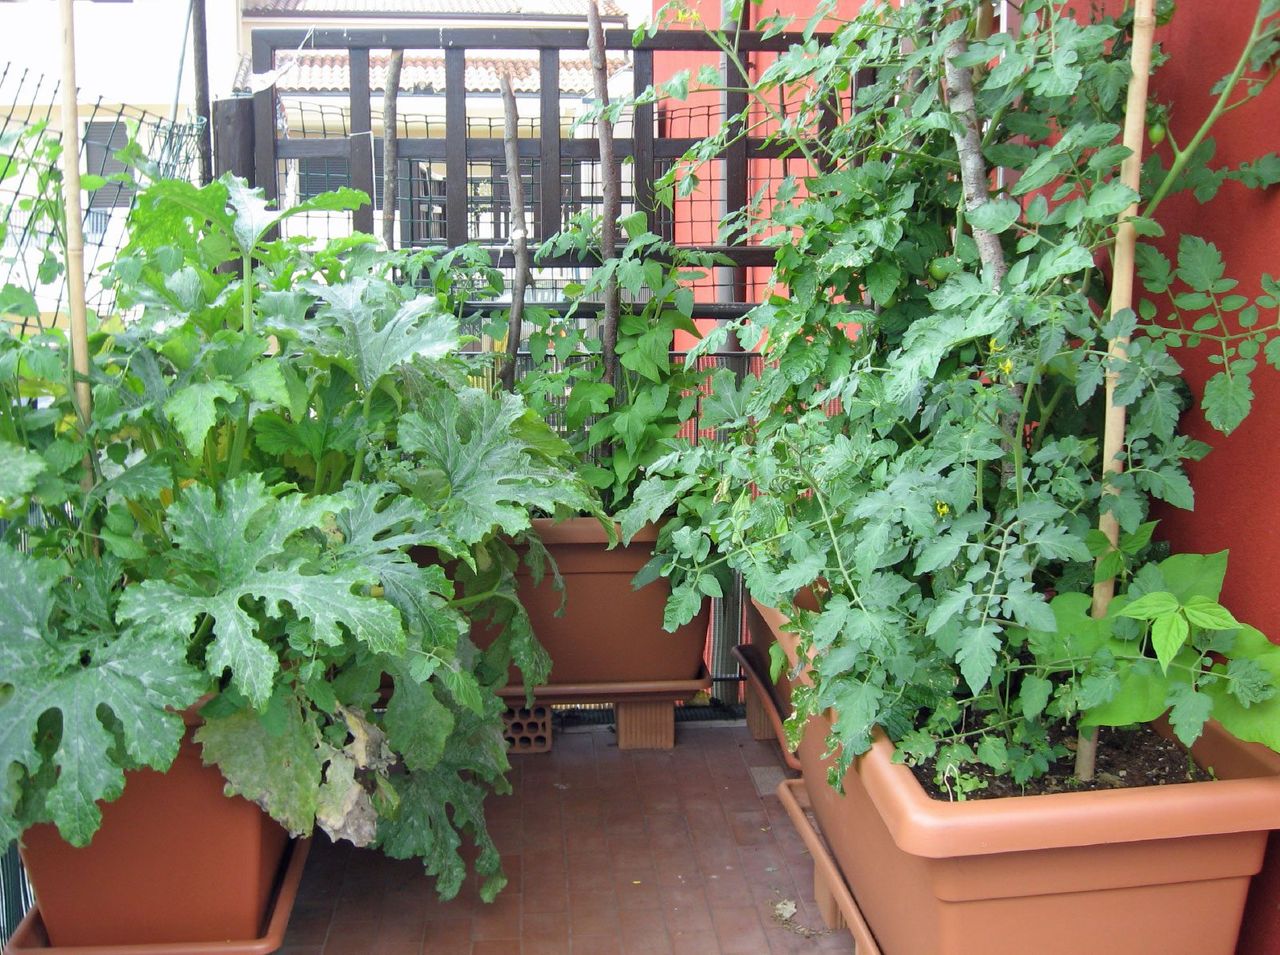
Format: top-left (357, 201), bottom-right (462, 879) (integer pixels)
top-left (248, 27), bottom-right (848, 307)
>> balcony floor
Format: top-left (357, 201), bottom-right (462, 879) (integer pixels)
top-left (279, 721), bottom-right (855, 954)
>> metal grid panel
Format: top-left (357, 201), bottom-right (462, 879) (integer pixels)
top-left (465, 157), bottom-right (540, 243)
top-left (0, 62), bottom-right (204, 332)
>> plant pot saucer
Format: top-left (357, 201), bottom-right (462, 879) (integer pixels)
top-left (776, 778), bottom-right (882, 955)
top-left (4, 839), bottom-right (311, 955)
top-left (496, 662), bottom-right (712, 705)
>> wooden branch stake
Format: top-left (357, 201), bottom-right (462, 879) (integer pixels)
top-left (1077, 0), bottom-right (1157, 781)
top-left (57, 0), bottom-right (92, 451)
top-left (191, 0), bottom-right (212, 185)
top-left (382, 49), bottom-right (404, 251)
top-left (499, 71), bottom-right (528, 393)
top-left (588, 0), bottom-right (620, 391)
top-left (942, 31), bottom-right (1022, 485)
top-left (943, 36), bottom-right (1008, 288)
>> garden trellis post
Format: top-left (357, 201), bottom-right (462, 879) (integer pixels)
top-left (57, 0), bottom-right (92, 449)
top-left (1077, 0), bottom-right (1157, 780)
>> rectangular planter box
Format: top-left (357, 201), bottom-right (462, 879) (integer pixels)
top-left (752, 597), bottom-right (1280, 955)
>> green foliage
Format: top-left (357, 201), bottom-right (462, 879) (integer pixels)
top-left (623, 0), bottom-right (1280, 794)
top-left (0, 174), bottom-right (600, 897)
top-left (519, 215), bottom-right (720, 513)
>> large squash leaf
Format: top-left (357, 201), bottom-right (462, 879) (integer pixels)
top-left (195, 698), bottom-right (324, 838)
top-left (0, 546), bottom-right (204, 846)
top-left (376, 706), bottom-right (510, 902)
top-left (118, 475), bottom-right (404, 708)
top-left (400, 388), bottom-right (598, 546)
top-left (289, 278), bottom-right (459, 393)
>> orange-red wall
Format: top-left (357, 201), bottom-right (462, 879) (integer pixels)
top-left (1141, 6), bottom-right (1280, 952)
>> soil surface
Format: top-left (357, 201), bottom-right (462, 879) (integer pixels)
top-left (912, 723), bottom-right (1214, 801)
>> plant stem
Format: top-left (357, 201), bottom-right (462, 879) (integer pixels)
top-left (382, 49), bottom-right (404, 252)
top-left (499, 71), bottom-right (528, 393)
top-left (588, 1), bottom-right (621, 394)
top-left (350, 391), bottom-right (375, 485)
top-left (225, 406), bottom-right (251, 481)
top-left (241, 253), bottom-right (254, 336)
top-left (1144, 5), bottom-right (1274, 220)
top-left (942, 37), bottom-right (1009, 289)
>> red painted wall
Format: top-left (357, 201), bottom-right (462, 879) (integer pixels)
top-left (1140, 6), bottom-right (1280, 952)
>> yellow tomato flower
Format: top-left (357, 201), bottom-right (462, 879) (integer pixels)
top-left (935, 501), bottom-right (950, 517)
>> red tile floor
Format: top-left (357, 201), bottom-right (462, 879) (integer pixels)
top-left (278, 721), bottom-right (856, 954)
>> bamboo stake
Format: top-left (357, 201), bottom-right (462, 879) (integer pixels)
top-left (498, 72), bottom-right (528, 393)
top-left (587, 0), bottom-right (620, 392)
top-left (57, 0), bottom-right (92, 445)
top-left (382, 49), bottom-right (404, 251)
top-left (1076, 0), bottom-right (1157, 781)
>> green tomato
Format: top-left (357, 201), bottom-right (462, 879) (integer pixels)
top-left (1149, 123), bottom-right (1167, 145)
top-left (929, 257), bottom-right (958, 281)
top-left (880, 290), bottom-right (899, 310)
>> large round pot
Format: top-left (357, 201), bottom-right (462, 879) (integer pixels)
top-left (17, 719), bottom-right (289, 948)
top-left (752, 598), bottom-right (1280, 955)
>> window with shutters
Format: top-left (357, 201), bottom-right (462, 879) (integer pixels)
top-left (297, 148), bottom-right (386, 205)
top-left (83, 121), bottom-right (134, 209)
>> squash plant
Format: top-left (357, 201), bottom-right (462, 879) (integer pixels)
top-left (624, 0), bottom-right (1280, 793)
top-left (0, 174), bottom-right (599, 899)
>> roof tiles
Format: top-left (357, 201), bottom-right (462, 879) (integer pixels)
top-left (263, 48), bottom-right (629, 95)
top-left (243, 0), bottom-right (627, 19)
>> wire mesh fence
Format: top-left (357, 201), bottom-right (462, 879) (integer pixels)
top-left (0, 62), bottom-right (205, 335)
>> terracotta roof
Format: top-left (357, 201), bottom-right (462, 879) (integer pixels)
top-left (265, 48), bottom-right (629, 95)
top-left (243, 0), bottom-right (628, 19)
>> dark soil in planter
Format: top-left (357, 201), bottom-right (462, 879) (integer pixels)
top-left (910, 723), bottom-right (1214, 800)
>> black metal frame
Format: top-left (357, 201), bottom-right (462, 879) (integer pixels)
top-left (252, 27), bottom-right (835, 300)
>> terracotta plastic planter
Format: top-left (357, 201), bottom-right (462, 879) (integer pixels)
top-left (477, 517), bottom-right (711, 748)
top-left (507, 517), bottom-right (709, 685)
top-left (5, 841), bottom-right (310, 955)
top-left (751, 598), bottom-right (1280, 955)
top-left (15, 722), bottom-right (291, 950)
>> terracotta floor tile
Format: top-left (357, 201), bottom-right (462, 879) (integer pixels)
top-left (523, 882), bottom-right (571, 914)
top-left (422, 918), bottom-right (472, 945)
top-left (711, 905), bottom-right (769, 953)
top-left (660, 887), bottom-right (714, 933)
top-left (564, 827), bottom-right (609, 855)
top-left (608, 841), bottom-right (654, 872)
top-left (470, 890), bottom-right (523, 940)
top-left (620, 916), bottom-right (674, 954)
top-left (568, 888), bottom-right (620, 937)
top-left (571, 936), bottom-right (623, 955)
top-left (669, 928), bottom-right (722, 955)
top-left (319, 927), bottom-right (375, 955)
top-left (652, 865), bottom-right (702, 889)
top-left (473, 941), bottom-right (521, 955)
top-left (611, 875), bottom-right (661, 910)
top-left (702, 869), bottom-right (752, 908)
top-left (566, 851), bottom-right (614, 889)
top-left (523, 910), bottom-right (570, 946)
